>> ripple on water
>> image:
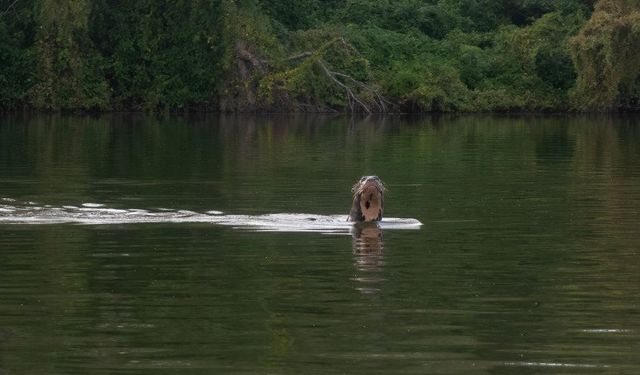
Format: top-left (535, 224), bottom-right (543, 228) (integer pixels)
top-left (0, 199), bottom-right (422, 234)
top-left (504, 361), bottom-right (610, 369)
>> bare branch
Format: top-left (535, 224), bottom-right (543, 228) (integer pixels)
top-left (331, 71), bottom-right (389, 112)
top-left (317, 59), bottom-right (371, 113)
top-left (2, 0), bottom-right (19, 16)
top-left (286, 51), bottom-right (313, 61)
top-left (266, 36), bottom-right (392, 113)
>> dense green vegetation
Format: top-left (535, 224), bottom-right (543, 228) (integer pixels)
top-left (1, 0), bottom-right (639, 112)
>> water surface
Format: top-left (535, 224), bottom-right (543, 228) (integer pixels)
top-left (1, 114), bottom-right (639, 374)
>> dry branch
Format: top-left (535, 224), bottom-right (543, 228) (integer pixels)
top-left (1, 0), bottom-right (19, 16)
top-left (316, 59), bottom-right (371, 112)
top-left (319, 39), bottom-right (388, 112)
top-left (286, 51), bottom-right (313, 61)
top-left (331, 71), bottom-right (389, 112)
top-left (262, 36), bottom-right (390, 113)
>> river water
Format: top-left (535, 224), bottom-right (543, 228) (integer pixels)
top-left (0, 114), bottom-right (639, 374)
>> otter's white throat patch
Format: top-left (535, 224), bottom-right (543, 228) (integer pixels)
top-left (359, 185), bottom-right (383, 221)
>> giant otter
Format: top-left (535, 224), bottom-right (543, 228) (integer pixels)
top-left (348, 175), bottom-right (385, 222)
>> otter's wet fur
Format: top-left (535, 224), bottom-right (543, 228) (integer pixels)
top-left (348, 176), bottom-right (385, 222)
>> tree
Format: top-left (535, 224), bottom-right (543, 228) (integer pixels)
top-left (570, 0), bottom-right (640, 110)
top-left (29, 0), bottom-right (109, 110)
top-left (0, 0), bottom-right (35, 108)
top-left (90, 0), bottom-right (225, 110)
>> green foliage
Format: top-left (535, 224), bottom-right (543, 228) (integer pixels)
top-left (535, 47), bottom-right (576, 91)
top-left (338, 0), bottom-right (460, 39)
top-left (29, 0), bottom-right (109, 110)
top-left (220, 0), bottom-right (284, 66)
top-left (259, 37), bottom-right (378, 111)
top-left (326, 7), bottom-right (585, 111)
top-left (257, 0), bottom-right (322, 30)
top-left (383, 60), bottom-right (472, 111)
top-left (218, 0), bottom-right (287, 111)
top-left (90, 0), bottom-right (225, 110)
top-left (471, 12), bottom-right (584, 110)
top-left (1, 0), bottom-right (636, 112)
top-left (570, 0), bottom-right (640, 110)
top-left (0, 1), bottom-right (36, 108)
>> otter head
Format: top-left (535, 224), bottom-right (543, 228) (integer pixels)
top-left (348, 175), bottom-right (385, 222)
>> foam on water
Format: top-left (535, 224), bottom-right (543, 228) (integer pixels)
top-left (81, 203), bottom-right (105, 208)
top-left (0, 199), bottom-right (422, 233)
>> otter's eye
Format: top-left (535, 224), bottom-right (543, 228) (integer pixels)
top-left (360, 177), bottom-right (366, 182)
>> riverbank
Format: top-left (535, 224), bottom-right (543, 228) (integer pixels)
top-left (1, 1), bottom-right (639, 113)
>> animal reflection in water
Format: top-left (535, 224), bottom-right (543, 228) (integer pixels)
top-left (348, 175), bottom-right (386, 293)
top-left (351, 223), bottom-right (385, 294)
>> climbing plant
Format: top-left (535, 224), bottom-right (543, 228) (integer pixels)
top-left (570, 0), bottom-right (640, 110)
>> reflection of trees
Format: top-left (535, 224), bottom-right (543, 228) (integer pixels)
top-left (570, 116), bottom-right (640, 252)
top-left (450, 117), bottom-right (640, 369)
top-left (568, 117), bottom-right (640, 323)
top-left (0, 114), bottom-right (229, 209)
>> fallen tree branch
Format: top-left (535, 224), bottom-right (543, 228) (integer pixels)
top-left (331, 71), bottom-right (389, 112)
top-left (317, 59), bottom-right (371, 113)
top-left (261, 36), bottom-right (392, 113)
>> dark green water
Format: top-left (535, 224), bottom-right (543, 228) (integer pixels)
top-left (0, 114), bottom-right (639, 374)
